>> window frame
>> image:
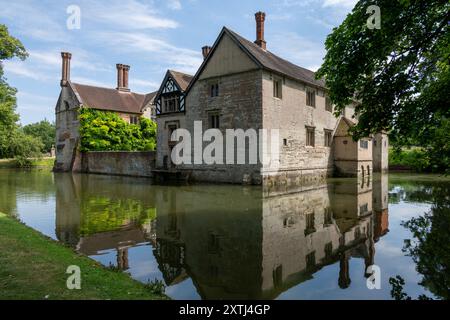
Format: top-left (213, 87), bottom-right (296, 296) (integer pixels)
top-left (273, 78), bottom-right (282, 99)
top-left (324, 129), bottom-right (333, 147)
top-left (162, 93), bottom-right (179, 113)
top-left (306, 126), bottom-right (315, 147)
top-left (306, 87), bottom-right (316, 107)
top-left (360, 140), bottom-right (369, 149)
top-left (210, 83), bottom-right (219, 97)
top-left (209, 112), bottom-right (220, 129)
top-left (130, 115), bottom-right (139, 125)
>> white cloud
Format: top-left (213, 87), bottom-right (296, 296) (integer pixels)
top-left (27, 49), bottom-right (113, 74)
top-left (279, 0), bottom-right (316, 7)
top-left (167, 0), bottom-right (182, 10)
top-left (84, 0), bottom-right (179, 29)
top-left (15, 91), bottom-right (56, 125)
top-left (129, 78), bottom-right (160, 91)
top-left (16, 91), bottom-right (55, 111)
top-left (0, 1), bottom-right (68, 42)
top-left (95, 32), bottom-right (202, 74)
top-left (270, 13), bottom-right (294, 21)
top-left (322, 0), bottom-right (357, 8)
top-left (269, 32), bottom-right (325, 71)
top-left (28, 51), bottom-right (60, 67)
top-left (3, 60), bottom-right (50, 81)
top-left (71, 76), bottom-right (111, 88)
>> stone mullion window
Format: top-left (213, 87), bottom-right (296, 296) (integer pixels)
top-left (210, 83), bottom-right (219, 97)
top-left (324, 129), bottom-right (333, 147)
top-left (209, 112), bottom-right (220, 129)
top-left (306, 87), bottom-right (316, 107)
top-left (306, 126), bottom-right (315, 147)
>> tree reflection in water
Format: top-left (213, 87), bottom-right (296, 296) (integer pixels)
top-left (390, 182), bottom-right (450, 300)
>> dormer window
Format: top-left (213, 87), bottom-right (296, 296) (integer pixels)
top-left (210, 83), bottom-right (219, 97)
top-left (162, 94), bottom-right (179, 113)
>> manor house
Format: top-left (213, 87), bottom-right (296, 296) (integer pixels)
top-left (155, 12), bottom-right (388, 184)
top-left (55, 11), bottom-right (388, 185)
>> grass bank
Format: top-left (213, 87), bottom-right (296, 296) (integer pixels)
top-left (0, 212), bottom-right (167, 300)
top-left (0, 157), bottom-right (55, 169)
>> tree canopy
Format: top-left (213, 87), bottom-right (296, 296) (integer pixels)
top-left (23, 120), bottom-right (56, 153)
top-left (316, 0), bottom-right (449, 172)
top-left (0, 24), bottom-right (43, 162)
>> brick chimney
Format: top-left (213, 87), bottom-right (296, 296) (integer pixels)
top-left (116, 64), bottom-right (123, 90)
top-left (254, 11), bottom-right (266, 50)
top-left (116, 64), bottom-right (130, 92)
top-left (60, 52), bottom-right (72, 87)
top-left (202, 46), bottom-right (212, 60)
top-left (122, 65), bottom-right (130, 91)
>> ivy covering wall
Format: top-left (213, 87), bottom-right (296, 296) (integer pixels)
top-left (79, 108), bottom-right (157, 152)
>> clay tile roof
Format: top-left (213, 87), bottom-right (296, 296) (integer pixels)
top-left (141, 91), bottom-right (158, 110)
top-left (71, 82), bottom-right (157, 114)
top-left (168, 70), bottom-right (193, 91)
top-left (225, 28), bottom-right (326, 88)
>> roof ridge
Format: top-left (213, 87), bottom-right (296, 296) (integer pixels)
top-left (72, 81), bottom-right (150, 96)
top-left (223, 27), bottom-right (325, 88)
top-left (169, 69), bottom-right (194, 77)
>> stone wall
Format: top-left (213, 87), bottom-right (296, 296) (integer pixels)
top-left (373, 133), bottom-right (389, 172)
top-left (182, 69), bottom-right (263, 184)
top-left (261, 71), bottom-right (353, 180)
top-left (54, 84), bottom-right (81, 172)
top-left (80, 151), bottom-right (156, 177)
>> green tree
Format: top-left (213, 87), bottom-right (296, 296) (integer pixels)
top-left (389, 182), bottom-right (450, 300)
top-left (79, 108), bottom-right (157, 152)
top-left (23, 119), bottom-right (56, 153)
top-left (316, 0), bottom-right (450, 172)
top-left (0, 24), bottom-right (42, 162)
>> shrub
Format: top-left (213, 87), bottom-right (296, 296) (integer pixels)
top-left (79, 108), bottom-right (157, 152)
top-left (389, 148), bottom-right (433, 173)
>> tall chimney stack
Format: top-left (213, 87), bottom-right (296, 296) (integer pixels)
top-left (116, 64), bottom-right (130, 92)
top-left (202, 46), bottom-right (212, 60)
top-left (60, 52), bottom-right (72, 87)
top-left (116, 64), bottom-right (124, 90)
top-left (122, 65), bottom-right (130, 91)
top-left (254, 11), bottom-right (266, 50)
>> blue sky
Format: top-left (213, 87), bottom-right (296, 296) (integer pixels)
top-left (0, 0), bottom-right (356, 124)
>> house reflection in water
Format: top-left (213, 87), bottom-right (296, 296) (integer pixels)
top-left (54, 173), bottom-right (389, 299)
top-left (55, 174), bottom-right (157, 271)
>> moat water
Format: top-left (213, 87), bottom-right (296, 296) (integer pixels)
top-left (1, 169), bottom-right (449, 300)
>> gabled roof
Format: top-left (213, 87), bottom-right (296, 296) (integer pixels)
top-left (154, 69), bottom-right (194, 102)
top-left (141, 91), bottom-right (158, 110)
top-left (334, 117), bottom-right (356, 137)
top-left (186, 27), bottom-right (325, 94)
top-left (226, 28), bottom-right (325, 88)
top-left (168, 70), bottom-right (193, 91)
top-left (71, 82), bottom-right (157, 114)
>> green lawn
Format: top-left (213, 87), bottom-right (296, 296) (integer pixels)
top-left (0, 157), bottom-right (55, 169)
top-left (0, 212), bottom-right (167, 300)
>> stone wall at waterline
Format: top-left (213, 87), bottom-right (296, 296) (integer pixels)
top-left (79, 151), bottom-right (156, 178)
